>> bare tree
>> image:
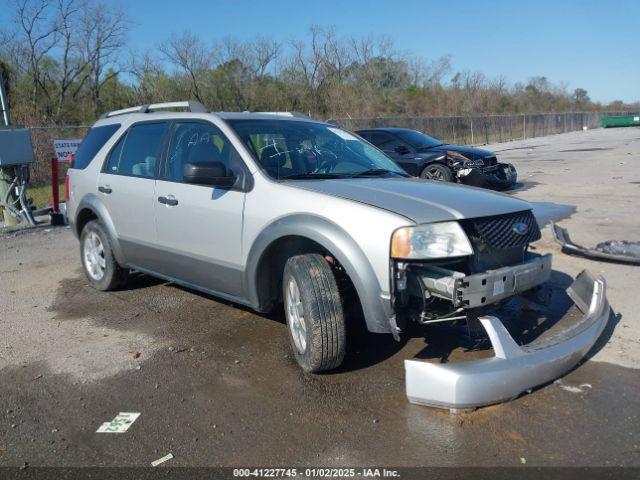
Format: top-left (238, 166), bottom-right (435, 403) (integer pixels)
top-left (159, 31), bottom-right (212, 102)
top-left (322, 27), bottom-right (350, 83)
top-left (129, 49), bottom-right (165, 103)
top-left (12, 0), bottom-right (59, 112)
top-left (285, 26), bottom-right (333, 112)
top-left (76, 0), bottom-right (128, 113)
top-left (53, 0), bottom-right (87, 119)
top-left (251, 36), bottom-right (281, 80)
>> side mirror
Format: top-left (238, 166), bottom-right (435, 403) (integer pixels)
top-left (394, 145), bottom-right (410, 154)
top-left (183, 161), bottom-right (236, 187)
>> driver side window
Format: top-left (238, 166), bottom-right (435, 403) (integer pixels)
top-left (164, 122), bottom-right (242, 183)
top-left (371, 132), bottom-right (406, 154)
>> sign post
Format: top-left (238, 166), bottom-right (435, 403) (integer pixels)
top-left (51, 157), bottom-right (59, 213)
top-left (51, 138), bottom-right (81, 224)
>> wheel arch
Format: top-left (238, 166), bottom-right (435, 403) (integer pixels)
top-left (419, 158), bottom-right (450, 170)
top-left (74, 194), bottom-right (125, 264)
top-left (244, 214), bottom-right (393, 334)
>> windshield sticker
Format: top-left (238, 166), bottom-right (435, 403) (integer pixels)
top-left (328, 127), bottom-right (358, 141)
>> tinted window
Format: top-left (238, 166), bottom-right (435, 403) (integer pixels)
top-left (395, 130), bottom-right (443, 149)
top-left (164, 122), bottom-right (241, 182)
top-left (357, 131), bottom-right (371, 142)
top-left (118, 122), bottom-right (168, 178)
top-left (103, 133), bottom-right (126, 173)
top-left (72, 124), bottom-right (120, 169)
top-left (370, 132), bottom-right (405, 153)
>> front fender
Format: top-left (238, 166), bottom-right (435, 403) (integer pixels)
top-left (245, 214), bottom-right (393, 334)
top-left (75, 194), bottom-right (126, 265)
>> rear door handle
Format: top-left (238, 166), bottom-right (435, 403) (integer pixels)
top-left (98, 185), bottom-right (112, 194)
top-left (158, 195), bottom-right (178, 206)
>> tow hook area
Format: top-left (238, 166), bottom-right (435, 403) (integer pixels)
top-left (405, 270), bottom-right (610, 413)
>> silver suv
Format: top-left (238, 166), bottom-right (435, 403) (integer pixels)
top-left (67, 101), bottom-right (609, 411)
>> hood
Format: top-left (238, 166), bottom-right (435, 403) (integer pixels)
top-left (284, 177), bottom-right (531, 224)
top-left (427, 144), bottom-right (495, 158)
top-left (423, 144), bottom-right (496, 166)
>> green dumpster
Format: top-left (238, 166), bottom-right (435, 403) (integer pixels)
top-left (601, 115), bottom-right (640, 128)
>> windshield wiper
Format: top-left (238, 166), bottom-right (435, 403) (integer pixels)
top-left (351, 168), bottom-right (407, 178)
top-left (280, 172), bottom-right (348, 180)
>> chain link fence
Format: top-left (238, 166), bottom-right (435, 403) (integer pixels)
top-left (28, 125), bottom-right (89, 186)
top-left (25, 111), bottom-right (640, 186)
top-left (332, 111), bottom-right (640, 146)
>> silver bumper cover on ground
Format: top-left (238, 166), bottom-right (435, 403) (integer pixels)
top-left (405, 270), bottom-right (610, 412)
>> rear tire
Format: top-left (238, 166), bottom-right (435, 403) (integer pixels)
top-left (420, 163), bottom-right (453, 182)
top-left (80, 220), bottom-right (129, 291)
top-left (283, 254), bottom-right (346, 372)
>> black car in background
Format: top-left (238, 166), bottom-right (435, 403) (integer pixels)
top-left (356, 127), bottom-right (517, 190)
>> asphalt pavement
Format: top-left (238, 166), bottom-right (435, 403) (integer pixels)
top-left (0, 127), bottom-right (639, 468)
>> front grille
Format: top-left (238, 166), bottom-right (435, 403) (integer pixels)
top-left (471, 210), bottom-right (541, 249)
top-left (485, 156), bottom-right (498, 166)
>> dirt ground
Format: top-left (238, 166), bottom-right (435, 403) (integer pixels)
top-left (1, 127), bottom-right (639, 468)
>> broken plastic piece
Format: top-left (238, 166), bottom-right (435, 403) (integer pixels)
top-left (151, 453), bottom-right (174, 467)
top-left (554, 379), bottom-right (592, 393)
top-left (405, 270), bottom-right (610, 412)
top-left (552, 222), bottom-right (640, 265)
top-left (595, 240), bottom-right (640, 258)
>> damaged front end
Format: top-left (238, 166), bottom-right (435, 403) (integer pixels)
top-left (458, 163), bottom-right (517, 191)
top-left (392, 211), bottom-right (610, 411)
top-left (447, 150), bottom-right (517, 190)
top-left (404, 270), bottom-right (609, 412)
top-left (394, 210), bottom-right (544, 326)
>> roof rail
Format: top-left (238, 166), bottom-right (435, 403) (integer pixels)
top-left (99, 100), bottom-right (208, 119)
top-left (255, 111), bottom-right (310, 119)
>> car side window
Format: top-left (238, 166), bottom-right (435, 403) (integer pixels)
top-left (358, 131), bottom-right (371, 142)
top-left (370, 132), bottom-right (406, 153)
top-left (72, 124), bottom-right (121, 170)
top-left (103, 133), bottom-right (127, 173)
top-left (116, 122), bottom-right (168, 178)
top-left (164, 122), bottom-right (243, 183)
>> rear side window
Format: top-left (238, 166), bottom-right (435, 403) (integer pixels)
top-left (103, 133), bottom-right (127, 173)
top-left (72, 124), bottom-right (121, 169)
top-left (114, 122), bottom-right (168, 178)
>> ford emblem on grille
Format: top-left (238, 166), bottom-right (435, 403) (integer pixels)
top-left (512, 222), bottom-right (529, 235)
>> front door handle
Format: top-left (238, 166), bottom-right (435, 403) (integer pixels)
top-left (98, 185), bottom-right (112, 194)
top-left (158, 195), bottom-right (178, 206)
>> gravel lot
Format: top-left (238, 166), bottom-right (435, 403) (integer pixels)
top-left (1, 127), bottom-right (639, 468)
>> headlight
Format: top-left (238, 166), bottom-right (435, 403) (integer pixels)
top-left (391, 222), bottom-right (473, 259)
top-left (446, 150), bottom-right (470, 163)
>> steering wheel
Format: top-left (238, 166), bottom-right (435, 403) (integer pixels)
top-left (313, 146), bottom-right (339, 173)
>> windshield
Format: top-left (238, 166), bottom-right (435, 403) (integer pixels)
top-left (227, 119), bottom-right (407, 180)
top-left (396, 129), bottom-right (444, 149)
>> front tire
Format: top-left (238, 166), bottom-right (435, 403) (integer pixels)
top-left (420, 163), bottom-right (453, 182)
top-left (80, 220), bottom-right (129, 291)
top-left (283, 254), bottom-right (346, 372)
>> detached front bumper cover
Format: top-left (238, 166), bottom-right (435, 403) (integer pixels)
top-left (552, 221), bottom-right (640, 265)
top-left (405, 270), bottom-right (610, 412)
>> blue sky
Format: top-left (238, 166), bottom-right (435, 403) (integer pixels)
top-left (8, 0), bottom-right (640, 103)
